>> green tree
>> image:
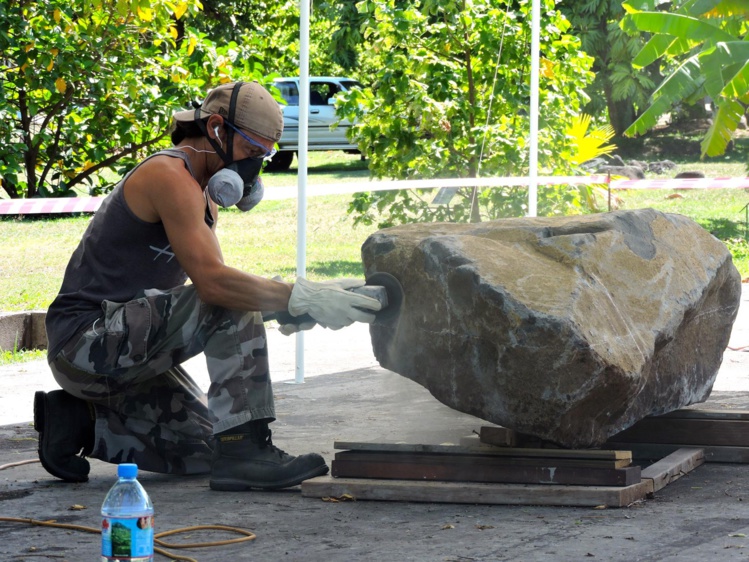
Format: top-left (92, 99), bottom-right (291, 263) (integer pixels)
top-left (621, 0), bottom-right (749, 157)
top-left (336, 0), bottom-right (595, 227)
top-left (188, 0), bottom-right (364, 80)
top-left (558, 0), bottom-right (658, 137)
top-left (0, 0), bottom-right (269, 199)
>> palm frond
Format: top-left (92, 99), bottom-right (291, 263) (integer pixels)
top-left (567, 114), bottom-right (616, 165)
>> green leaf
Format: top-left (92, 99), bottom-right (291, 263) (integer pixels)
top-left (624, 55), bottom-right (703, 137)
top-left (690, 0), bottom-right (747, 16)
top-left (701, 99), bottom-right (744, 157)
top-left (622, 1), bottom-right (663, 11)
top-left (633, 34), bottom-right (677, 68)
top-left (700, 42), bottom-right (749, 99)
top-left (627, 12), bottom-right (735, 42)
top-left (722, 61), bottom-right (749, 100)
top-left (689, 0), bottom-right (725, 16)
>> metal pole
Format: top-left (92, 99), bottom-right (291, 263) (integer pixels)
top-left (528, 0), bottom-right (540, 217)
top-left (293, 0), bottom-right (311, 384)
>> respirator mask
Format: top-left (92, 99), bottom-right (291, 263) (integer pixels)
top-left (194, 82), bottom-right (269, 212)
top-left (206, 157), bottom-right (265, 211)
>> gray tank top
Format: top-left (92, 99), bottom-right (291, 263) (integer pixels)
top-left (46, 149), bottom-right (205, 359)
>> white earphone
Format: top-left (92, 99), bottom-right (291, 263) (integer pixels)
top-left (213, 126), bottom-right (223, 148)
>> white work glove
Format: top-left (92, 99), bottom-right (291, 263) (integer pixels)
top-left (288, 278), bottom-right (382, 330)
top-left (270, 275), bottom-right (318, 336)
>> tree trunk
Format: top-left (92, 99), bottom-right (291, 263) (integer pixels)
top-left (18, 89), bottom-right (38, 198)
top-left (604, 81), bottom-right (636, 137)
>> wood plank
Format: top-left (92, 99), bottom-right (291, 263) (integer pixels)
top-left (460, 435), bottom-right (494, 448)
top-left (458, 437), bottom-right (632, 468)
top-left (607, 442), bottom-right (749, 464)
top-left (656, 409), bottom-right (749, 421)
top-left (335, 451), bottom-right (631, 469)
top-left (478, 426), bottom-right (550, 448)
top-left (640, 448), bottom-right (704, 493)
top-left (609, 418), bottom-right (749, 447)
top-left (331, 457), bottom-right (641, 487)
top-left (479, 425), bottom-right (518, 447)
top-left (301, 476), bottom-right (652, 507)
top-left (334, 441), bottom-right (632, 462)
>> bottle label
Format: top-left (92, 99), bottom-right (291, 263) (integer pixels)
top-left (101, 515), bottom-right (154, 561)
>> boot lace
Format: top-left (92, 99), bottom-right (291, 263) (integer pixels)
top-left (259, 430), bottom-right (289, 459)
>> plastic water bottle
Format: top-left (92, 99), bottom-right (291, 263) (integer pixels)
top-left (101, 463), bottom-right (154, 562)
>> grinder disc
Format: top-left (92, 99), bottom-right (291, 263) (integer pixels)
top-left (365, 272), bottom-right (404, 324)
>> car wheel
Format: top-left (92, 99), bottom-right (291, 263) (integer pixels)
top-left (264, 151), bottom-right (294, 172)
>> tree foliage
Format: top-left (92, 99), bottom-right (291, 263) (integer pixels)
top-left (558, 0), bottom-right (658, 137)
top-left (621, 0), bottom-right (749, 157)
top-left (186, 0), bottom-right (361, 80)
top-left (0, 0), bottom-right (277, 199)
top-left (336, 0), bottom-right (595, 227)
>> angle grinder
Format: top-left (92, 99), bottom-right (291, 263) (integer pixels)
top-left (263, 272), bottom-right (404, 326)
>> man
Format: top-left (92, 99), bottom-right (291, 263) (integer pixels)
top-left (35, 81), bottom-right (381, 491)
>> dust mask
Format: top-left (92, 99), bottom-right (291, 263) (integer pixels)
top-left (206, 168), bottom-right (243, 207)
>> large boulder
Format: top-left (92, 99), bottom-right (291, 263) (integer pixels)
top-left (362, 209), bottom-right (742, 447)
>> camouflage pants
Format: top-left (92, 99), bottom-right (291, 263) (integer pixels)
top-left (48, 285), bottom-right (275, 475)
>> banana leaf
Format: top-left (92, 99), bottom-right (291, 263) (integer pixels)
top-left (624, 55), bottom-right (704, 137)
top-left (626, 12), bottom-right (735, 43)
top-left (701, 99), bottom-right (744, 157)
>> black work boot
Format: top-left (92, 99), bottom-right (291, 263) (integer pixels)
top-left (34, 390), bottom-right (95, 483)
top-left (210, 419), bottom-right (329, 491)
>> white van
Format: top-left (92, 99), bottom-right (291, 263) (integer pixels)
top-left (266, 77), bottom-right (363, 171)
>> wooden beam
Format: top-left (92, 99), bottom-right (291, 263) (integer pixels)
top-left (656, 409), bottom-right (749, 421)
top-left (336, 450), bottom-right (631, 469)
top-left (331, 453), bottom-right (641, 486)
top-left (640, 448), bottom-right (704, 492)
top-left (608, 442), bottom-right (749, 464)
top-left (334, 441), bottom-right (632, 462)
top-left (302, 476), bottom-right (653, 507)
top-left (609, 418), bottom-right (749, 447)
top-left (479, 425), bottom-right (518, 447)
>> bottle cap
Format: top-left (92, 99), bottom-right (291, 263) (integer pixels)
top-left (118, 463), bottom-right (138, 479)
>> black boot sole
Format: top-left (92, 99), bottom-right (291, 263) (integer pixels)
top-left (34, 391), bottom-right (89, 483)
top-left (209, 462), bottom-right (329, 491)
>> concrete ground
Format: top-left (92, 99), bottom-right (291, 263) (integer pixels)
top-left (1, 285), bottom-right (748, 562)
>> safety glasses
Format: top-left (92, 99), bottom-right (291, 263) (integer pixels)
top-left (225, 122), bottom-right (277, 161)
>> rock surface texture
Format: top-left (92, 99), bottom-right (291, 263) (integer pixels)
top-left (362, 209), bottom-right (742, 447)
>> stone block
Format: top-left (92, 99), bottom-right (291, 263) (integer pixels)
top-left (362, 209), bottom-right (742, 447)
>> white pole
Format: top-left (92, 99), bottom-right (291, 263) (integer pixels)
top-left (294, 0), bottom-right (311, 384)
top-left (528, 0), bottom-right (540, 217)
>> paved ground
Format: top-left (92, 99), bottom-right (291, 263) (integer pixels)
top-left (0, 285), bottom-right (748, 561)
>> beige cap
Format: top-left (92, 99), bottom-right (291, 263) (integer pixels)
top-left (173, 81), bottom-right (283, 142)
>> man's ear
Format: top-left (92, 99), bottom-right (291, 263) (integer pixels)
top-left (206, 115), bottom-right (225, 141)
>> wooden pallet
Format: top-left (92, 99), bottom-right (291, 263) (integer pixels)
top-left (301, 441), bottom-right (704, 507)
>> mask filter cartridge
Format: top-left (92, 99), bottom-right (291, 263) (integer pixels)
top-left (206, 168), bottom-right (243, 207)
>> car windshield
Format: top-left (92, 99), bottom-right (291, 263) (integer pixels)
top-left (339, 80), bottom-right (362, 90)
top-left (275, 79), bottom-right (363, 107)
top-left (276, 82), bottom-right (299, 106)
